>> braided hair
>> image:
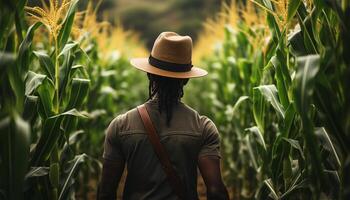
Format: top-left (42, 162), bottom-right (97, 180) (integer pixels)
top-left (147, 73), bottom-right (189, 126)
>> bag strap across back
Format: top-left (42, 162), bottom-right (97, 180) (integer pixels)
top-left (137, 104), bottom-right (186, 200)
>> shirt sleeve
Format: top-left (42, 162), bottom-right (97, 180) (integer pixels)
top-left (198, 116), bottom-right (221, 158)
top-left (103, 117), bottom-right (124, 161)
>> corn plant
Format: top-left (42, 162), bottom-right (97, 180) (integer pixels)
top-left (1, 0), bottom-right (37, 199)
top-left (73, 29), bottom-right (148, 198)
top-left (0, 1), bottom-right (30, 199)
top-left (1, 0), bottom-right (149, 198)
top-left (1, 0), bottom-right (90, 199)
top-left (192, 0), bottom-right (350, 199)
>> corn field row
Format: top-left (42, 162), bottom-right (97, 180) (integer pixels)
top-left (0, 0), bottom-right (349, 199)
top-left (1, 0), bottom-right (147, 199)
top-left (190, 0), bottom-right (350, 199)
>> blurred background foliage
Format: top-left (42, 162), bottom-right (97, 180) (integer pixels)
top-left (27, 0), bottom-right (227, 49)
top-left (110, 0), bottom-right (225, 48)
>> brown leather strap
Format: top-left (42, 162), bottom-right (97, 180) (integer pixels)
top-left (137, 104), bottom-right (186, 200)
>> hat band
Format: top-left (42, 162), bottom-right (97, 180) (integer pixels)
top-left (148, 55), bottom-right (193, 72)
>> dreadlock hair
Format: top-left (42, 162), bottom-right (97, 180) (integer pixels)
top-left (147, 73), bottom-right (189, 127)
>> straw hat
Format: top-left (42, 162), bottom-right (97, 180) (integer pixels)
top-left (130, 32), bottom-right (208, 78)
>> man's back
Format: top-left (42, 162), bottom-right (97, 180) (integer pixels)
top-left (103, 99), bottom-right (221, 199)
top-left (98, 31), bottom-right (228, 200)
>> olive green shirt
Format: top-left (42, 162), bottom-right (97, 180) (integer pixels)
top-left (103, 99), bottom-right (221, 200)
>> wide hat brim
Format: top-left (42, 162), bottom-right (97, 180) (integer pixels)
top-left (130, 58), bottom-right (208, 79)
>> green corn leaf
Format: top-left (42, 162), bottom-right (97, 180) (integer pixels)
top-left (25, 71), bottom-right (47, 96)
top-left (267, 14), bottom-right (281, 41)
top-left (250, 0), bottom-right (281, 39)
top-left (58, 154), bottom-right (87, 200)
top-left (0, 52), bottom-right (18, 110)
top-left (30, 109), bottom-right (86, 166)
top-left (287, 0), bottom-right (301, 22)
top-left (71, 64), bottom-right (89, 78)
top-left (33, 51), bottom-right (55, 80)
top-left (293, 54), bottom-right (323, 190)
top-left (250, 0), bottom-right (273, 11)
top-left (49, 162), bottom-right (59, 188)
top-left (283, 138), bottom-right (305, 160)
top-left (16, 0), bottom-right (27, 10)
top-left (314, 74), bottom-right (349, 155)
top-left (61, 78), bottom-right (90, 138)
top-left (61, 116), bottom-right (77, 147)
top-left (57, 0), bottom-right (79, 50)
top-left (315, 127), bottom-right (341, 168)
top-left (237, 58), bottom-right (252, 88)
top-left (270, 55), bottom-right (290, 109)
top-left (22, 95), bottom-right (38, 121)
top-left (264, 179), bottom-right (279, 200)
top-left (269, 104), bottom-right (293, 173)
top-left (283, 157), bottom-right (292, 189)
top-left (281, 104), bottom-right (296, 138)
top-left (294, 54), bottom-right (320, 114)
top-left (262, 0), bottom-right (273, 10)
top-left (37, 77), bottom-right (55, 119)
top-left (62, 130), bottom-right (84, 154)
top-left (17, 22), bottom-right (42, 76)
top-left (58, 42), bottom-right (79, 99)
top-left (82, 109), bottom-right (106, 119)
top-left (0, 115), bottom-right (30, 200)
top-left (30, 115), bottom-right (63, 166)
top-left (68, 130), bottom-right (84, 145)
top-left (253, 88), bottom-right (266, 133)
top-left (58, 42), bottom-right (79, 58)
top-left (281, 173), bottom-right (308, 198)
top-left (0, 5), bottom-right (14, 49)
top-left (299, 115), bottom-right (323, 193)
top-left (4, 52), bottom-right (23, 112)
top-left (232, 96), bottom-right (249, 115)
top-left (271, 135), bottom-right (283, 160)
top-left (254, 85), bottom-right (285, 118)
top-left (14, 4), bottom-right (24, 43)
top-left (244, 135), bottom-right (259, 170)
top-left (319, 10), bottom-right (337, 49)
top-left (66, 78), bottom-right (90, 110)
top-left (25, 167), bottom-right (49, 179)
top-left (276, 46), bottom-right (292, 86)
top-left (60, 109), bottom-right (87, 118)
top-left (0, 52), bottom-right (16, 68)
top-left (246, 126), bottom-right (267, 151)
top-left (7, 22), bottom-right (42, 113)
top-left (61, 107), bottom-right (88, 142)
top-left (297, 12), bottom-right (318, 54)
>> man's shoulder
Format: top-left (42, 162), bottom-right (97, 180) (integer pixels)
top-left (179, 102), bottom-right (201, 118)
top-left (179, 103), bottom-right (219, 131)
top-left (109, 107), bottom-right (140, 132)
